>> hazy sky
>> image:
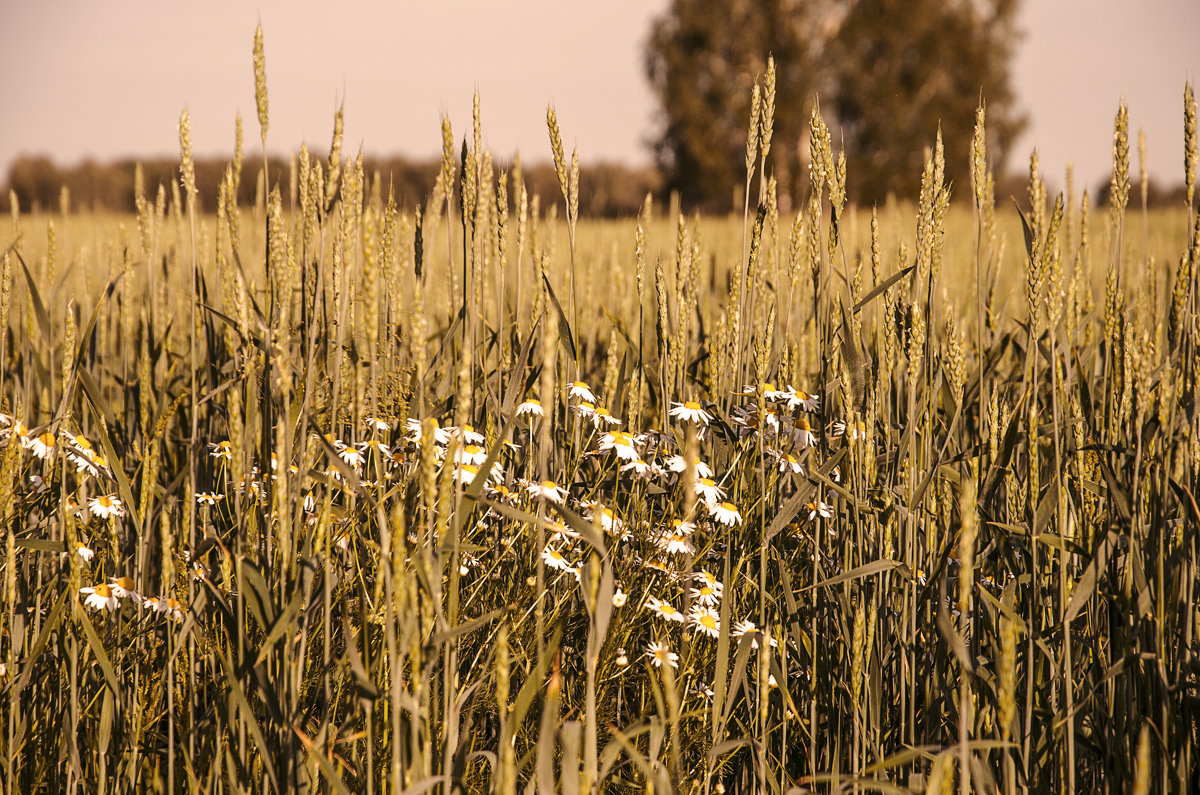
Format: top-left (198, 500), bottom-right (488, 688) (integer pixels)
top-left (2, 1), bottom-right (1197, 192)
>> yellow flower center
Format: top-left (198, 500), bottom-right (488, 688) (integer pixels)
top-left (115, 577), bottom-right (135, 591)
top-left (684, 401), bottom-right (702, 410)
top-left (93, 584), bottom-right (112, 597)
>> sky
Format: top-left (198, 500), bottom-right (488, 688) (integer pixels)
top-left (2, 1), bottom-right (1197, 193)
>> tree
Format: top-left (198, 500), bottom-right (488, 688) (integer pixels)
top-left (645, 0), bottom-right (1025, 207)
top-left (830, 0), bottom-right (1024, 202)
top-left (645, 0), bottom-right (824, 210)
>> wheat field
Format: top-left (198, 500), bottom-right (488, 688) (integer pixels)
top-left (0, 32), bottom-right (1198, 794)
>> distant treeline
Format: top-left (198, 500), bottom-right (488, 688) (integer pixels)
top-left (3, 153), bottom-right (1192, 218)
top-left (0, 153), bottom-right (664, 218)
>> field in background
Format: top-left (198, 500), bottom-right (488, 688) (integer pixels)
top-left (0, 53), bottom-right (1198, 794)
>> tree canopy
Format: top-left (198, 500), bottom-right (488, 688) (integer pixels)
top-left (646, 0), bottom-right (1025, 208)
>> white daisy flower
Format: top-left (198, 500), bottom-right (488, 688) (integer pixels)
top-left (541, 546), bottom-right (575, 571)
top-left (448, 425), bottom-right (485, 445)
top-left (694, 477), bottom-right (725, 505)
top-left (732, 619), bottom-right (778, 648)
top-left (656, 532), bottom-right (695, 556)
top-left (69, 542), bottom-right (95, 563)
top-left (689, 606), bottom-right (721, 637)
top-left (831, 420), bottom-right (864, 442)
top-left (454, 464), bottom-right (483, 486)
top-left (591, 506), bottom-right (624, 535)
top-left (619, 458), bottom-right (656, 479)
top-left (566, 381), bottom-right (596, 403)
top-left (807, 501), bottom-right (833, 521)
top-left (664, 454), bottom-right (714, 479)
top-left (526, 479), bottom-right (567, 504)
top-left (209, 440), bottom-right (233, 460)
top-left (63, 432), bottom-right (96, 459)
top-left (516, 398), bottom-right (545, 418)
top-left (710, 501), bottom-right (742, 526)
top-left (0, 419), bottom-right (29, 445)
top-left (794, 389), bottom-right (820, 412)
top-left (763, 384), bottom-right (791, 402)
top-left (644, 596), bottom-right (686, 623)
top-left (26, 431), bottom-right (57, 460)
top-left (109, 576), bottom-right (142, 605)
top-left (598, 431), bottom-right (640, 461)
top-left (635, 429), bottom-right (674, 448)
top-left (669, 401), bottom-right (712, 426)
top-left (670, 518), bottom-right (698, 536)
top-left (482, 461), bottom-right (506, 482)
top-left (459, 552), bottom-right (480, 576)
top-left (573, 401), bottom-right (596, 419)
top-left (742, 382), bottom-right (777, 396)
top-left (338, 446), bottom-right (366, 470)
top-left (612, 586), bottom-right (628, 607)
top-left (793, 417), bottom-right (816, 449)
top-left (363, 416), bottom-right (391, 432)
top-left (777, 452), bottom-right (804, 474)
top-left (542, 547), bottom-right (573, 574)
top-left (645, 641), bottom-right (679, 669)
top-left (70, 450), bottom-right (111, 478)
top-left (455, 444), bottom-right (489, 467)
top-left (544, 520), bottom-right (575, 541)
top-left (80, 583), bottom-right (119, 612)
top-left (89, 494), bottom-right (125, 519)
top-left (688, 581), bottom-right (722, 606)
top-left (357, 439), bottom-right (392, 459)
top-left (588, 407), bottom-right (622, 429)
top-left (195, 492), bottom-right (224, 506)
top-left (615, 647), bottom-right (629, 666)
top-left (405, 418), bottom-right (450, 446)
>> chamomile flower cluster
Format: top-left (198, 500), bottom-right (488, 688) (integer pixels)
top-left (79, 577), bottom-right (183, 621)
